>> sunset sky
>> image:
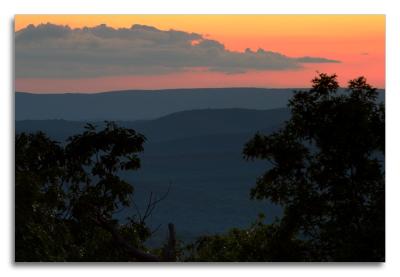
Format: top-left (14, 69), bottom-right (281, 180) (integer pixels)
top-left (15, 15), bottom-right (385, 93)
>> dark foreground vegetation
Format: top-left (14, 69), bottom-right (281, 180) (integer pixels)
top-left (15, 73), bottom-right (385, 262)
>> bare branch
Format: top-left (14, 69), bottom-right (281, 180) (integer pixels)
top-left (150, 224), bottom-right (162, 236)
top-left (137, 185), bottom-right (172, 224)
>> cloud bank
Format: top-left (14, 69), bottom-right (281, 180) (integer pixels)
top-left (15, 23), bottom-right (340, 78)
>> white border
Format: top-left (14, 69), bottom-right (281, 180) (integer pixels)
top-left (2, 0), bottom-right (400, 276)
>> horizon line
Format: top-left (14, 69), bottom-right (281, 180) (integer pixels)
top-left (15, 87), bottom-right (310, 95)
top-left (15, 86), bottom-right (385, 95)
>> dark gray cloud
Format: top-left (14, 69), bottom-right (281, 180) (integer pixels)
top-left (15, 23), bottom-right (340, 78)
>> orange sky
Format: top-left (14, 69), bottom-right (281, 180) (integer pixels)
top-left (15, 15), bottom-right (385, 92)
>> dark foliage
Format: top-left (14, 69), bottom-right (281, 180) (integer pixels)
top-left (15, 122), bottom-right (158, 261)
top-left (189, 74), bottom-right (385, 262)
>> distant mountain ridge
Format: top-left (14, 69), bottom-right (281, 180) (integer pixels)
top-left (16, 88), bottom-right (296, 121)
top-left (16, 107), bottom-right (290, 142)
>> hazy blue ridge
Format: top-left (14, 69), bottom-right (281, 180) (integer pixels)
top-left (15, 88), bottom-right (296, 121)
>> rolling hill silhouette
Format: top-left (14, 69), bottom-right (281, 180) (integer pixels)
top-left (15, 88), bottom-right (295, 121)
top-left (16, 107), bottom-right (289, 142)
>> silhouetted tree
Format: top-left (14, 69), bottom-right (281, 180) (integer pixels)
top-left (15, 122), bottom-right (176, 262)
top-left (16, 131), bottom-right (69, 261)
top-left (188, 73), bottom-right (384, 262)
